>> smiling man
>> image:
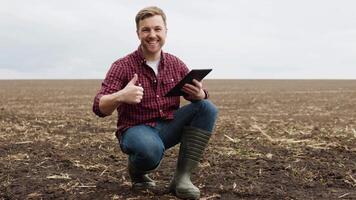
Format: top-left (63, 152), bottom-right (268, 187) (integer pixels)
top-left (93, 6), bottom-right (218, 199)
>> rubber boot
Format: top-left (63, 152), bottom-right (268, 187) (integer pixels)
top-left (128, 160), bottom-right (159, 189)
top-left (170, 126), bottom-right (211, 199)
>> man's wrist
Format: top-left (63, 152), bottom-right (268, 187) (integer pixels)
top-left (113, 90), bottom-right (124, 104)
top-left (199, 89), bottom-right (207, 99)
top-left (203, 89), bottom-right (208, 99)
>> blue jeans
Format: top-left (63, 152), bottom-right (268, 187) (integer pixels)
top-left (120, 100), bottom-right (218, 171)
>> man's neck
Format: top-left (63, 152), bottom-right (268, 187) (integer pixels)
top-left (142, 49), bottom-right (161, 61)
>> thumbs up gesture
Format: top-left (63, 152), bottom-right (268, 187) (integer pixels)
top-left (119, 74), bottom-right (144, 104)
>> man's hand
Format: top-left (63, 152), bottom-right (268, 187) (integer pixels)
top-left (181, 79), bottom-right (205, 100)
top-left (116, 74), bottom-right (144, 104)
top-left (98, 74), bottom-right (143, 116)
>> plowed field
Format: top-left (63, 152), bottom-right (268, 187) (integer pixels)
top-left (1, 80), bottom-right (355, 199)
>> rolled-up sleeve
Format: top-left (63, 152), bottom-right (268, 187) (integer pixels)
top-left (92, 62), bottom-right (126, 117)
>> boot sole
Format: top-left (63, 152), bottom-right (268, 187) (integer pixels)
top-left (132, 182), bottom-right (156, 190)
top-left (174, 189), bottom-right (200, 200)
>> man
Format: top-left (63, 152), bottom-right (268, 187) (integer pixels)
top-left (92, 6), bottom-right (218, 199)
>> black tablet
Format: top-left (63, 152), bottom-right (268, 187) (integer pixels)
top-left (164, 69), bottom-right (212, 97)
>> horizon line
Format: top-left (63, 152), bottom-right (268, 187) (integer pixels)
top-left (1, 78), bottom-right (355, 81)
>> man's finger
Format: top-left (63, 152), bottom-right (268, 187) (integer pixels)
top-left (127, 74), bottom-right (138, 85)
top-left (184, 84), bottom-right (200, 93)
top-left (182, 86), bottom-right (197, 95)
top-left (192, 79), bottom-right (202, 88)
top-left (133, 85), bottom-right (144, 92)
top-left (136, 91), bottom-right (144, 96)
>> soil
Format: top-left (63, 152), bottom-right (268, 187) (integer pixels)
top-left (0, 80), bottom-right (355, 200)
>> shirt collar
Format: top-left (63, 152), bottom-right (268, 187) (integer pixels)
top-left (136, 45), bottom-right (166, 67)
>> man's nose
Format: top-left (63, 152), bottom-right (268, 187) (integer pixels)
top-left (148, 29), bottom-right (157, 37)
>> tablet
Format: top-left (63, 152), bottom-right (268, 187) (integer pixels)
top-left (164, 69), bottom-right (212, 97)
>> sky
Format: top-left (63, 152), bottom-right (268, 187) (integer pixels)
top-left (1, 0), bottom-right (355, 79)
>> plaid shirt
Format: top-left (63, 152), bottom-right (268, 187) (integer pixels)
top-left (93, 47), bottom-right (208, 137)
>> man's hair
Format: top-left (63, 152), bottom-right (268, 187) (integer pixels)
top-left (135, 6), bottom-right (167, 30)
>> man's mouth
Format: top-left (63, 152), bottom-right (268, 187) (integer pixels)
top-left (148, 40), bottom-right (159, 46)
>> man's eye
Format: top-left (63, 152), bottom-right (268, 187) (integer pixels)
top-left (155, 28), bottom-right (162, 32)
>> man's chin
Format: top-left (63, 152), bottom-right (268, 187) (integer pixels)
top-left (143, 46), bottom-right (161, 55)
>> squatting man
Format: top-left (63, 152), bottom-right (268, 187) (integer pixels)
top-left (93, 6), bottom-right (218, 199)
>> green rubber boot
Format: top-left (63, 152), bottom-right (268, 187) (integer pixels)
top-left (128, 160), bottom-right (159, 189)
top-left (170, 126), bottom-right (211, 199)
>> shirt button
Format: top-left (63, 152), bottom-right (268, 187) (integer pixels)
top-left (153, 79), bottom-right (157, 83)
top-left (156, 95), bottom-right (160, 98)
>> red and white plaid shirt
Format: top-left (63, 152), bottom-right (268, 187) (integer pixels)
top-left (93, 47), bottom-right (208, 137)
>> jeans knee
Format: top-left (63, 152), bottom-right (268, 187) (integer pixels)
top-left (196, 100), bottom-right (218, 118)
top-left (136, 144), bottom-right (164, 170)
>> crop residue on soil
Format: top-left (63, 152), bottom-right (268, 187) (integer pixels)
top-left (1, 80), bottom-right (355, 199)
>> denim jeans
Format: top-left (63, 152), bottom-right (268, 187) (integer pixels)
top-left (120, 100), bottom-right (218, 171)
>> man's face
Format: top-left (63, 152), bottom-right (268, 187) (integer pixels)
top-left (137, 15), bottom-right (167, 56)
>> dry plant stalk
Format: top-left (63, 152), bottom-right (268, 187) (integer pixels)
top-left (338, 193), bottom-right (350, 198)
top-left (46, 173), bottom-right (71, 180)
top-left (252, 124), bottom-right (310, 144)
top-left (200, 193), bottom-right (221, 200)
top-left (224, 134), bottom-right (237, 143)
top-left (349, 174), bottom-right (356, 184)
top-left (15, 141), bottom-right (33, 145)
top-left (352, 128), bottom-right (356, 138)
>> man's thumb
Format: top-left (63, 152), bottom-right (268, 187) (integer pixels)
top-left (128, 74), bottom-right (138, 85)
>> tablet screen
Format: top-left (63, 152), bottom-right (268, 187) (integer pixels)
top-left (164, 69), bottom-right (212, 97)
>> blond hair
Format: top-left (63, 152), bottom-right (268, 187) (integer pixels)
top-left (135, 6), bottom-right (167, 30)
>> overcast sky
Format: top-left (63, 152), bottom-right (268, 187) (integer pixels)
top-left (1, 0), bottom-right (355, 79)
